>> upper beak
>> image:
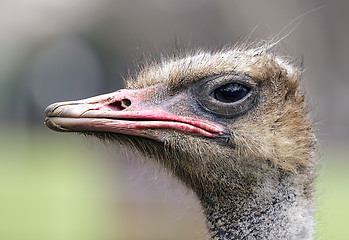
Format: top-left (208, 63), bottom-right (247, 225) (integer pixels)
top-left (45, 88), bottom-right (226, 140)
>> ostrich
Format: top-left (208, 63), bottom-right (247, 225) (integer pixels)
top-left (45, 42), bottom-right (316, 240)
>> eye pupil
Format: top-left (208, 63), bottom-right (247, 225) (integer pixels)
top-left (213, 83), bottom-right (250, 103)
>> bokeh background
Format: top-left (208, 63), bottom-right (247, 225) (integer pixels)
top-left (1, 0), bottom-right (348, 239)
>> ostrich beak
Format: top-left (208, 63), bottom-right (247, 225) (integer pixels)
top-left (45, 88), bottom-right (226, 140)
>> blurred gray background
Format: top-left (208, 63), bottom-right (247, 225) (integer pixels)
top-left (0, 0), bottom-right (348, 239)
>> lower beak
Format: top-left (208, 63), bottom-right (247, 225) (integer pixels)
top-left (45, 88), bottom-right (225, 140)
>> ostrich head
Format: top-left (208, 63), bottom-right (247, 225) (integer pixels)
top-left (45, 43), bottom-right (316, 239)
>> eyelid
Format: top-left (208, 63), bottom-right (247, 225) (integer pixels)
top-left (198, 74), bottom-right (255, 97)
top-left (203, 74), bottom-right (256, 91)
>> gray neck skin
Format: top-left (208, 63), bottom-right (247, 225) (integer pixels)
top-left (194, 172), bottom-right (314, 240)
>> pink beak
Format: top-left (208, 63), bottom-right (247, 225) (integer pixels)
top-left (45, 88), bottom-right (226, 141)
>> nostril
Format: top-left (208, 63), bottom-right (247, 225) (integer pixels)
top-left (108, 101), bottom-right (124, 111)
top-left (107, 99), bottom-right (131, 111)
top-left (121, 99), bottom-right (131, 108)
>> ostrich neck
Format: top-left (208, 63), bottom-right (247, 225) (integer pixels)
top-left (195, 170), bottom-right (314, 240)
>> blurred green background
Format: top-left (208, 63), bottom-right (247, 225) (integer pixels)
top-left (1, 0), bottom-right (348, 239)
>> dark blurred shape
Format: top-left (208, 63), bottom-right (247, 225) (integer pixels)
top-left (29, 37), bottom-right (103, 109)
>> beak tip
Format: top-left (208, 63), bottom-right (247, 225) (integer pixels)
top-left (45, 103), bottom-right (57, 117)
top-left (45, 102), bottom-right (65, 117)
top-left (44, 117), bottom-right (69, 132)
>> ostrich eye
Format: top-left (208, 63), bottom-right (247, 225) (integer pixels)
top-left (213, 83), bottom-right (250, 103)
top-left (195, 74), bottom-right (258, 117)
